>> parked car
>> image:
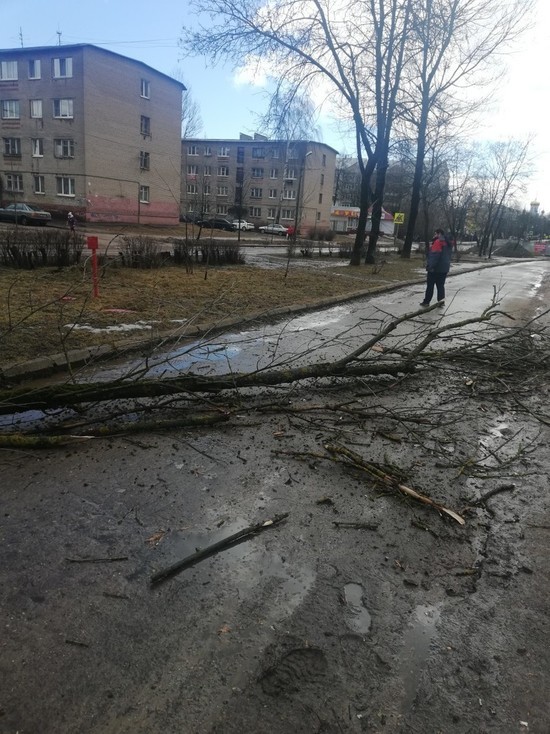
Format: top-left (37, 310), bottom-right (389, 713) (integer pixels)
top-left (232, 220), bottom-right (255, 231)
top-left (197, 217), bottom-right (235, 232)
top-left (0, 202), bottom-right (52, 226)
top-left (259, 223), bottom-right (289, 236)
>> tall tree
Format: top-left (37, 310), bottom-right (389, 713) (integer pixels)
top-left (181, 0), bottom-right (414, 265)
top-left (400, 0), bottom-right (533, 259)
top-left (471, 139), bottom-right (531, 256)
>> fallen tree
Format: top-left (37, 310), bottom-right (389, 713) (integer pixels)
top-left (0, 297), bottom-right (548, 445)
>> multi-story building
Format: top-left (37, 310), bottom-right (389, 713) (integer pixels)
top-left (181, 134), bottom-right (337, 232)
top-left (0, 44), bottom-right (184, 224)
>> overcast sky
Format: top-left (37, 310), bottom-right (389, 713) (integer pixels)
top-left (1, 0), bottom-right (548, 211)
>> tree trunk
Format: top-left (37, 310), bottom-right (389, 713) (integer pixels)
top-left (402, 103), bottom-right (429, 259)
top-left (365, 158), bottom-right (388, 263)
top-left (350, 160), bottom-right (375, 266)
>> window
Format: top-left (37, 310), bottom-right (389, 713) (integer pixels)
top-left (187, 183), bottom-right (198, 194)
top-left (188, 144), bottom-right (199, 155)
top-left (287, 147), bottom-right (299, 161)
top-left (250, 187), bottom-right (263, 198)
top-left (0, 61), bottom-right (18, 80)
top-left (270, 168), bottom-right (278, 178)
top-left (204, 145), bottom-right (212, 156)
top-left (251, 207), bottom-right (261, 217)
top-left (56, 176), bottom-right (75, 196)
top-left (139, 185), bottom-right (150, 203)
top-left (251, 167), bottom-right (264, 178)
top-left (320, 173), bottom-right (325, 186)
top-left (252, 147), bottom-right (265, 159)
top-left (28, 60), bottom-right (41, 79)
top-left (322, 154), bottom-right (326, 166)
top-left (316, 211), bottom-right (321, 221)
top-left (140, 79), bottom-right (150, 98)
top-left (281, 208), bottom-right (294, 220)
top-left (318, 193), bottom-right (323, 204)
top-left (139, 151), bottom-right (150, 170)
top-left (203, 165), bottom-right (211, 176)
top-left (33, 175), bottom-right (45, 194)
top-left (218, 146), bottom-right (230, 157)
top-left (30, 99), bottom-right (43, 118)
top-left (53, 57), bottom-right (73, 78)
top-left (268, 188), bottom-right (278, 198)
top-left (271, 148), bottom-right (280, 159)
top-left (283, 189), bottom-right (296, 200)
top-left (217, 185), bottom-right (228, 196)
top-left (3, 138), bottom-right (21, 156)
top-left (203, 183), bottom-right (211, 194)
top-left (285, 168), bottom-right (297, 180)
top-left (267, 207), bottom-right (276, 219)
top-left (53, 98), bottom-right (73, 118)
top-left (217, 204), bottom-right (228, 214)
top-left (54, 138), bottom-right (75, 158)
top-left (6, 173), bottom-right (23, 191)
top-left (1, 100), bottom-right (20, 119)
top-left (217, 166), bottom-right (229, 176)
top-left (140, 115), bottom-right (151, 136)
top-left (31, 138), bottom-right (44, 157)
top-left (187, 164), bottom-right (198, 176)
top-left (237, 146), bottom-right (244, 164)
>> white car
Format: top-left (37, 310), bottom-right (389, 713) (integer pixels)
top-left (232, 220), bottom-right (255, 231)
top-left (259, 223), bottom-right (289, 236)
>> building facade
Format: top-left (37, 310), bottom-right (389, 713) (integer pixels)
top-left (181, 134), bottom-right (337, 232)
top-left (0, 44), bottom-right (183, 224)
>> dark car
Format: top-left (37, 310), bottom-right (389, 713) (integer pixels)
top-left (197, 217), bottom-right (235, 232)
top-left (0, 202), bottom-right (52, 226)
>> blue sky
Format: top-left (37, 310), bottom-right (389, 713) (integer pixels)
top-left (1, 0), bottom-right (549, 210)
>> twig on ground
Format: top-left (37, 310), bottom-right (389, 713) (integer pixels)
top-left (150, 513), bottom-right (289, 585)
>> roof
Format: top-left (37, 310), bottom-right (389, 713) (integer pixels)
top-left (0, 43), bottom-right (186, 90)
top-left (183, 137), bottom-right (339, 154)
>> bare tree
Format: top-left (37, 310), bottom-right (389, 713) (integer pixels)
top-left (181, 0), bottom-right (414, 266)
top-left (470, 139), bottom-right (531, 257)
top-left (182, 88), bottom-right (204, 139)
top-left (400, 0), bottom-right (533, 259)
top-left (171, 67), bottom-right (204, 138)
top-left (260, 87), bottom-right (321, 141)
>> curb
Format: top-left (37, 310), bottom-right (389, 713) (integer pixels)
top-left (0, 259), bottom-right (523, 385)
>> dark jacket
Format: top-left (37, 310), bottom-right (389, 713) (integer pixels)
top-left (427, 234), bottom-right (452, 274)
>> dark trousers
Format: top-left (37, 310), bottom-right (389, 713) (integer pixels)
top-left (423, 272), bottom-right (447, 304)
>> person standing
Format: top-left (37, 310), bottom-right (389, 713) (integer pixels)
top-left (420, 228), bottom-right (452, 307)
top-left (67, 211), bottom-right (76, 233)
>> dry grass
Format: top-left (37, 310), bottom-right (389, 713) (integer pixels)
top-left (0, 253), bottom-right (425, 367)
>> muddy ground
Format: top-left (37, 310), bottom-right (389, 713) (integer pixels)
top-left (1, 300), bottom-right (550, 734)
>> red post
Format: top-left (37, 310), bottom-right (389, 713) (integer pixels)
top-left (87, 236), bottom-right (99, 298)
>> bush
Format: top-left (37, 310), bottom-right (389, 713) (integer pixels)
top-left (172, 237), bottom-right (244, 266)
top-left (305, 226), bottom-right (335, 242)
top-left (118, 236), bottom-right (172, 268)
top-left (0, 227), bottom-right (84, 268)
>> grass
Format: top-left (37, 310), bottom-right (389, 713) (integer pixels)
top-left (0, 252), bottom-right (425, 368)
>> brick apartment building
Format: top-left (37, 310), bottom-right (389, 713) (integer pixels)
top-left (181, 134), bottom-right (337, 232)
top-left (0, 44), bottom-right (184, 224)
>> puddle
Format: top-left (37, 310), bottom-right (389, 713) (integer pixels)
top-left (400, 603), bottom-right (441, 711)
top-left (343, 583), bottom-right (372, 635)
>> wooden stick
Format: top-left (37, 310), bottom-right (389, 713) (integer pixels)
top-left (150, 513), bottom-right (289, 585)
